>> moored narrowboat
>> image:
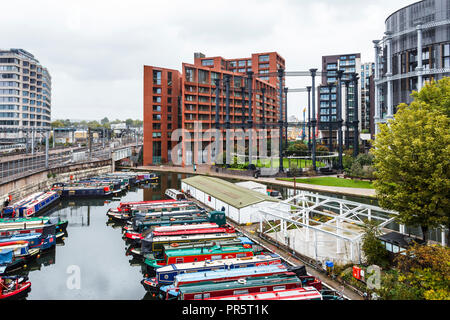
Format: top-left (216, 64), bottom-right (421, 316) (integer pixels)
top-left (172, 273), bottom-right (307, 300)
top-left (144, 243), bottom-right (254, 271)
top-left (0, 224), bottom-right (57, 251)
top-left (0, 217), bottom-right (68, 240)
top-left (0, 275), bottom-right (31, 300)
top-left (141, 253), bottom-right (283, 291)
top-left (164, 189), bottom-right (187, 201)
top-left (1, 191), bottom-right (60, 218)
top-left (204, 286), bottom-right (323, 301)
top-left (51, 182), bottom-right (114, 198)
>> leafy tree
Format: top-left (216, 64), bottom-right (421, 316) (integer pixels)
top-left (125, 118), bottom-right (134, 127)
top-left (393, 244), bottom-right (450, 300)
top-left (286, 142), bottom-right (307, 156)
top-left (51, 120), bottom-right (64, 128)
top-left (372, 80), bottom-right (450, 242)
top-left (361, 220), bottom-right (390, 268)
top-left (411, 77), bottom-right (450, 117)
top-left (100, 117), bottom-right (109, 125)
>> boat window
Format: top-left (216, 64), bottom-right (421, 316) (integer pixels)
top-left (236, 254), bottom-right (246, 258)
top-left (194, 294), bottom-right (202, 299)
top-left (176, 258), bottom-right (184, 263)
top-left (260, 287), bottom-right (268, 292)
top-left (203, 293), bottom-right (210, 299)
top-left (233, 290), bottom-right (249, 295)
top-left (211, 255), bottom-right (222, 261)
top-left (273, 286), bottom-right (285, 291)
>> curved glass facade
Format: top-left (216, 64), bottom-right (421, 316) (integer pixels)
top-left (374, 0), bottom-right (450, 129)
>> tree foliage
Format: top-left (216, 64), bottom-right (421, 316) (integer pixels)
top-left (361, 220), bottom-right (390, 268)
top-left (372, 78), bottom-right (450, 241)
top-left (377, 244), bottom-right (450, 300)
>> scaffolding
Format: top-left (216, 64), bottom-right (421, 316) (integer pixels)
top-left (257, 191), bottom-right (397, 266)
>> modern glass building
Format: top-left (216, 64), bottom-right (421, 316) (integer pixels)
top-left (0, 48), bottom-right (51, 144)
top-left (374, 0), bottom-right (450, 132)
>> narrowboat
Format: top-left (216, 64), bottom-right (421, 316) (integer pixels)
top-left (165, 189), bottom-right (187, 201)
top-left (132, 236), bottom-right (250, 261)
top-left (0, 241), bottom-right (40, 274)
top-left (0, 224), bottom-right (57, 251)
top-left (135, 172), bottom-right (158, 184)
top-left (110, 205), bottom-right (202, 223)
top-left (141, 253), bottom-right (283, 290)
top-left (0, 217), bottom-right (68, 240)
top-left (51, 182), bottom-right (114, 198)
top-left (144, 243), bottom-right (254, 271)
top-left (106, 172), bottom-right (137, 185)
top-left (77, 178), bottom-right (124, 194)
top-left (1, 191), bottom-right (60, 218)
top-left (124, 221), bottom-right (235, 244)
top-left (0, 275), bottom-right (31, 300)
top-left (171, 273), bottom-right (308, 300)
top-left (159, 264), bottom-right (311, 298)
top-left (204, 286), bottom-right (323, 301)
top-left (124, 210), bottom-right (226, 235)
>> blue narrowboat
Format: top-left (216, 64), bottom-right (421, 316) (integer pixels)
top-left (1, 192), bottom-right (60, 218)
top-left (0, 224), bottom-right (57, 251)
top-left (51, 182), bottom-right (114, 198)
top-left (141, 253), bottom-right (283, 291)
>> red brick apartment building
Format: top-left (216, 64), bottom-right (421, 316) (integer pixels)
top-left (143, 52), bottom-right (285, 166)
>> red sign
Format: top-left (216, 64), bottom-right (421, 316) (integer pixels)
top-left (352, 266), bottom-right (361, 280)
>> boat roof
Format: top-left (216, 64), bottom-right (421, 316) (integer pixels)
top-left (178, 273), bottom-right (299, 293)
top-left (182, 176), bottom-right (278, 209)
top-left (163, 245), bottom-right (252, 257)
top-left (207, 286), bottom-right (322, 300)
top-left (157, 253), bottom-right (281, 272)
top-left (172, 264), bottom-right (287, 283)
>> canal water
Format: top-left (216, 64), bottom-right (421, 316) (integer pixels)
top-left (13, 171), bottom-right (443, 299)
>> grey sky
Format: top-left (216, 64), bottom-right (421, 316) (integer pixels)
top-left (1, 0), bottom-right (414, 122)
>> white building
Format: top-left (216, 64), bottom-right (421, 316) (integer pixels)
top-left (181, 176), bottom-right (288, 224)
top-left (0, 48), bottom-right (51, 144)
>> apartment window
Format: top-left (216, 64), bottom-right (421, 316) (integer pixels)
top-left (168, 72), bottom-right (172, 86)
top-left (247, 60), bottom-right (252, 66)
top-left (198, 69), bottom-right (208, 84)
top-left (153, 114), bottom-right (161, 121)
top-left (238, 60), bottom-right (246, 67)
top-left (167, 88), bottom-right (172, 95)
top-left (201, 59), bottom-right (214, 66)
top-left (167, 97), bottom-right (172, 103)
top-left (238, 68), bottom-right (245, 73)
top-left (153, 70), bottom-right (161, 85)
top-left (153, 87), bottom-right (161, 94)
top-left (185, 67), bottom-right (195, 82)
top-left (234, 76), bottom-right (241, 88)
top-left (229, 61), bottom-right (236, 67)
top-left (152, 123), bottom-right (161, 129)
top-left (153, 96), bottom-right (161, 103)
top-left (442, 44), bottom-right (450, 68)
top-left (211, 72), bottom-right (220, 85)
top-left (152, 132), bottom-right (162, 138)
top-left (259, 63), bottom-right (269, 69)
top-left (259, 55), bottom-right (269, 62)
top-left (153, 105), bottom-right (161, 112)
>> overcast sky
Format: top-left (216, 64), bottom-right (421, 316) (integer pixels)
top-left (1, 0), bottom-right (414, 122)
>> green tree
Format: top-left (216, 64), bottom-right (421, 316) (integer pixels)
top-left (125, 118), bottom-right (134, 127)
top-left (100, 117), bottom-right (109, 125)
top-left (51, 120), bottom-right (64, 128)
top-left (372, 81), bottom-right (450, 242)
top-left (411, 77), bottom-right (450, 117)
top-left (361, 220), bottom-right (390, 268)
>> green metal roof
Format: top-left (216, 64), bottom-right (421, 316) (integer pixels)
top-left (182, 176), bottom-right (278, 209)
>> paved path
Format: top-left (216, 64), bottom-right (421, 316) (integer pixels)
top-left (132, 164), bottom-right (376, 198)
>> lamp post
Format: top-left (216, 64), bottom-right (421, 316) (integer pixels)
top-left (328, 84), bottom-right (333, 152)
top-left (344, 80), bottom-right (350, 150)
top-left (336, 70), bottom-right (344, 171)
top-left (310, 69), bottom-right (318, 171)
top-left (352, 73), bottom-right (360, 158)
top-left (307, 86), bottom-right (312, 152)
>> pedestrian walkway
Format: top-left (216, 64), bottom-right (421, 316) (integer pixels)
top-left (134, 164), bottom-right (376, 198)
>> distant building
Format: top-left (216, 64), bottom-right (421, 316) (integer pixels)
top-left (374, 0), bottom-right (450, 133)
top-left (0, 48), bottom-right (51, 144)
top-left (143, 51), bottom-right (286, 165)
top-left (318, 53), bottom-right (374, 149)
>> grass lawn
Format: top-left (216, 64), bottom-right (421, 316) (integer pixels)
top-left (256, 158), bottom-right (326, 169)
top-left (277, 177), bottom-right (374, 189)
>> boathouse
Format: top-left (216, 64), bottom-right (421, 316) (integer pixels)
top-left (181, 176), bottom-right (285, 224)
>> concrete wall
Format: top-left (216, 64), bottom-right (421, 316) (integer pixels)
top-left (1, 161), bottom-right (112, 204)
